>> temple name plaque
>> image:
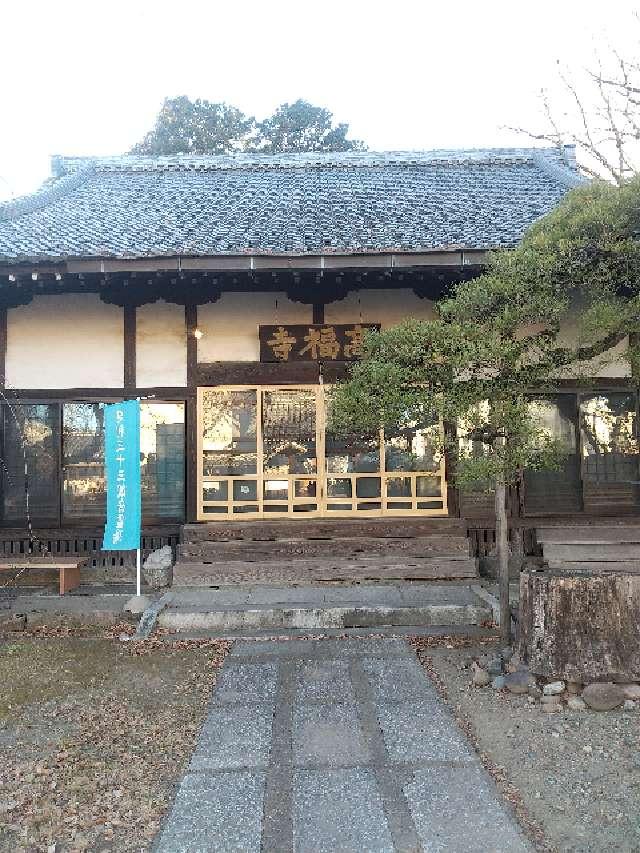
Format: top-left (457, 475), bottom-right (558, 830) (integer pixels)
top-left (259, 323), bottom-right (380, 362)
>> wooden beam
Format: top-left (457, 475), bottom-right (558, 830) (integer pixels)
top-left (196, 361), bottom-right (321, 386)
top-left (0, 250), bottom-right (490, 278)
top-left (123, 304), bottom-right (136, 392)
top-left (185, 304), bottom-right (198, 524)
top-left (0, 388), bottom-right (189, 401)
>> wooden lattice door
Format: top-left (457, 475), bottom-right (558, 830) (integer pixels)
top-left (197, 386), bottom-right (447, 520)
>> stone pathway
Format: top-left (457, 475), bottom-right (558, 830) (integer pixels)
top-left (156, 638), bottom-right (530, 853)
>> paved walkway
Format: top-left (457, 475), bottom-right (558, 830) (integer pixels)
top-left (156, 638), bottom-right (530, 853)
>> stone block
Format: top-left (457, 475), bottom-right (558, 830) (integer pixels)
top-left (296, 660), bottom-right (355, 703)
top-left (142, 545), bottom-right (173, 589)
top-left (293, 768), bottom-right (393, 853)
top-left (376, 700), bottom-right (477, 764)
top-left (156, 771), bottom-right (265, 853)
top-left (581, 682), bottom-right (625, 711)
top-left (293, 703), bottom-right (370, 767)
top-left (405, 766), bottom-right (529, 853)
top-left (212, 663), bottom-right (278, 704)
top-left (362, 657), bottom-right (438, 701)
top-left (190, 704), bottom-right (273, 770)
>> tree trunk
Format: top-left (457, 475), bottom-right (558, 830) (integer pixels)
top-left (520, 568), bottom-right (640, 681)
top-left (495, 478), bottom-right (510, 645)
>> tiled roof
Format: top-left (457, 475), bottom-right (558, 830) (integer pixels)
top-left (0, 148), bottom-right (584, 262)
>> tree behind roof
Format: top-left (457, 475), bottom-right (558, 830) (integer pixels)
top-left (130, 96), bottom-right (364, 155)
top-left (256, 100), bottom-right (364, 153)
top-left (130, 97), bottom-right (256, 155)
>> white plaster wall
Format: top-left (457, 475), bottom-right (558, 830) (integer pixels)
top-left (325, 289), bottom-right (436, 328)
top-left (197, 292), bottom-right (312, 361)
top-left (6, 293), bottom-right (123, 389)
top-left (556, 297), bottom-right (631, 378)
top-left (136, 300), bottom-right (187, 387)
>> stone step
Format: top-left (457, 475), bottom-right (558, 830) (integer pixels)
top-left (156, 624), bottom-right (499, 640)
top-left (538, 525), bottom-right (640, 544)
top-left (176, 535), bottom-right (470, 562)
top-left (158, 583), bottom-right (492, 631)
top-left (180, 517), bottom-right (466, 543)
top-left (173, 556), bottom-right (478, 586)
top-left (546, 560), bottom-right (640, 573)
top-left (543, 542), bottom-right (640, 562)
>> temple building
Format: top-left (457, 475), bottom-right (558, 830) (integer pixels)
top-left (0, 147), bottom-right (635, 578)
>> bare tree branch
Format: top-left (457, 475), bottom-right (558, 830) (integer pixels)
top-left (510, 24), bottom-right (640, 184)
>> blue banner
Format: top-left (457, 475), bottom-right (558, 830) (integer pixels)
top-left (102, 400), bottom-right (141, 551)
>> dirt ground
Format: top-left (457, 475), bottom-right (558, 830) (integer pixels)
top-left (0, 625), bottom-right (229, 853)
top-left (412, 638), bottom-right (640, 853)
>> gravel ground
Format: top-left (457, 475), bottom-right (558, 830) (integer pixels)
top-left (0, 626), bottom-right (229, 852)
top-left (411, 637), bottom-right (640, 853)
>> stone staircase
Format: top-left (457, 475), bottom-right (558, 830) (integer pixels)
top-left (172, 518), bottom-right (478, 587)
top-left (537, 524), bottom-right (640, 573)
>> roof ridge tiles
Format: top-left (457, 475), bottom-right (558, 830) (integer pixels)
top-left (48, 147), bottom-right (571, 176)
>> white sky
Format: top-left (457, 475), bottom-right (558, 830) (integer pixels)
top-left (1, 0), bottom-right (638, 200)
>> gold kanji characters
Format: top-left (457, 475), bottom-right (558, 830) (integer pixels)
top-left (344, 324), bottom-right (367, 358)
top-left (267, 326), bottom-right (297, 360)
top-left (300, 326), bottom-right (341, 359)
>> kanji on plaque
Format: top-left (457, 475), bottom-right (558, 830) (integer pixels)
top-left (266, 326), bottom-right (297, 361)
top-left (343, 324), bottom-right (367, 358)
top-left (259, 324), bottom-right (380, 362)
top-left (300, 327), bottom-right (341, 360)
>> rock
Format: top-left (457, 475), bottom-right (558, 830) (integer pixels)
top-left (528, 684), bottom-right (542, 699)
top-left (542, 703), bottom-right (561, 713)
top-left (581, 682), bottom-right (625, 711)
top-left (623, 700), bottom-right (637, 711)
top-left (491, 675), bottom-right (506, 690)
top-left (504, 670), bottom-right (534, 694)
top-left (142, 545), bottom-right (173, 589)
top-left (541, 694), bottom-right (561, 706)
top-left (567, 681), bottom-right (581, 695)
top-left (543, 680), bottom-right (565, 696)
top-left (0, 613), bottom-right (27, 632)
top-left (506, 652), bottom-right (521, 672)
top-left (124, 594), bottom-right (152, 615)
top-left (472, 667), bottom-right (491, 687)
top-left (620, 684), bottom-right (640, 701)
top-left (567, 697), bottom-right (587, 711)
top-left (487, 657), bottom-right (503, 677)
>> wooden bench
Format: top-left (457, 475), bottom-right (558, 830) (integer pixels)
top-left (0, 558), bottom-right (83, 595)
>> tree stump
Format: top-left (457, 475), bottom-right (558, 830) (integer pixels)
top-left (520, 569), bottom-right (640, 681)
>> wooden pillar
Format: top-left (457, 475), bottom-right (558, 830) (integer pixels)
top-left (312, 303), bottom-right (325, 324)
top-left (0, 306), bottom-right (7, 389)
top-left (443, 421), bottom-right (460, 518)
top-left (123, 303), bottom-right (136, 392)
top-left (185, 304), bottom-right (198, 523)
